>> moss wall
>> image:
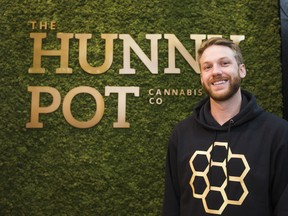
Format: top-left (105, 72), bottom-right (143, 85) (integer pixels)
top-left (0, 0), bottom-right (282, 215)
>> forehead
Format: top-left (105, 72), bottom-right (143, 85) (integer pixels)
top-left (199, 45), bottom-right (236, 64)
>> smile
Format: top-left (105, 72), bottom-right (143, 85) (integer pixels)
top-left (212, 80), bottom-right (227, 85)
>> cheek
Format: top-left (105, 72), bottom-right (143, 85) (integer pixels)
top-left (200, 79), bottom-right (204, 86)
top-left (200, 75), bottom-right (204, 84)
top-left (200, 73), bottom-right (208, 82)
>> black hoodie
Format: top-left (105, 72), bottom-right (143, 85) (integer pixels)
top-left (163, 90), bottom-right (288, 216)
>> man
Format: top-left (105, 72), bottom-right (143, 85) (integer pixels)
top-left (162, 37), bottom-right (288, 216)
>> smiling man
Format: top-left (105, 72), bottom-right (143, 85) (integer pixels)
top-left (162, 37), bottom-right (288, 216)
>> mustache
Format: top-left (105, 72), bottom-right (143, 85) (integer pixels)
top-left (210, 75), bottom-right (229, 82)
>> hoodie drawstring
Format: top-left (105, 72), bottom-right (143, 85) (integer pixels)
top-left (226, 119), bottom-right (234, 192)
top-left (208, 119), bottom-right (234, 191)
top-left (208, 132), bottom-right (217, 189)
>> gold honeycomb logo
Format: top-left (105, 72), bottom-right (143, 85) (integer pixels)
top-left (189, 142), bottom-right (250, 215)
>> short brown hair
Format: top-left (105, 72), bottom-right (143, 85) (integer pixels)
top-left (197, 37), bottom-right (244, 65)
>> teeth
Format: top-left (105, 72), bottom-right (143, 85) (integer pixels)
top-left (213, 80), bottom-right (226, 85)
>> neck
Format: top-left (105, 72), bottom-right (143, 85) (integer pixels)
top-left (210, 89), bottom-right (242, 125)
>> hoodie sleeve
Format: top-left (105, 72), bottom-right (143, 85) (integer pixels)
top-left (271, 123), bottom-right (288, 216)
top-left (274, 185), bottom-right (288, 216)
top-left (162, 128), bottom-right (180, 216)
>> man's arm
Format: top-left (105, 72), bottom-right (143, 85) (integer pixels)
top-left (162, 130), bottom-right (180, 216)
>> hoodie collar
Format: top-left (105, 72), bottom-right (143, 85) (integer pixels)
top-left (194, 89), bottom-right (263, 130)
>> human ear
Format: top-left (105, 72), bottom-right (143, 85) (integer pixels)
top-left (239, 64), bottom-right (247, 78)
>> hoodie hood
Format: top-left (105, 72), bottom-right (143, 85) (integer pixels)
top-left (193, 89), bottom-right (265, 193)
top-left (194, 89), bottom-right (264, 130)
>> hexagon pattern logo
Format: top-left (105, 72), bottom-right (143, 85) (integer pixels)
top-left (189, 142), bottom-right (250, 215)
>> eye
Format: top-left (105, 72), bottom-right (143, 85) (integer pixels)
top-left (221, 61), bottom-right (230, 66)
top-left (202, 64), bottom-right (212, 71)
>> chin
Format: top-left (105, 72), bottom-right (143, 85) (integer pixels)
top-left (211, 88), bottom-right (240, 101)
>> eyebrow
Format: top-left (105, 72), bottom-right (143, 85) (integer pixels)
top-left (201, 57), bottom-right (232, 65)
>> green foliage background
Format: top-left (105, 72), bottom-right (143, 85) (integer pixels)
top-left (0, 0), bottom-right (282, 215)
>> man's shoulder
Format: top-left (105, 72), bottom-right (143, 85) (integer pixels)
top-left (173, 114), bottom-right (196, 130)
top-left (259, 111), bottom-right (288, 130)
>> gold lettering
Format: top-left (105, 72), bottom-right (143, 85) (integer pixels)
top-left (172, 89), bottom-right (178, 95)
top-left (29, 32), bottom-right (73, 74)
top-left (119, 34), bottom-right (162, 74)
top-left (148, 89), bottom-right (154, 95)
top-left (50, 21), bottom-right (56, 30)
top-left (39, 21), bottom-right (48, 30)
top-left (164, 34), bottom-right (205, 74)
top-left (26, 86), bottom-right (61, 128)
top-left (179, 89), bottom-right (185, 96)
top-left (62, 86), bottom-right (104, 128)
top-left (29, 21), bottom-right (37, 29)
top-left (163, 89), bottom-right (170, 96)
top-left (230, 35), bottom-right (245, 45)
top-left (155, 89), bottom-right (162, 96)
top-left (187, 89), bottom-right (192, 96)
top-left (75, 34), bottom-right (117, 74)
top-left (105, 86), bottom-right (140, 128)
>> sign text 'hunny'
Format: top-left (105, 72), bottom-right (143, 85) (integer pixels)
top-left (26, 20), bottom-right (245, 129)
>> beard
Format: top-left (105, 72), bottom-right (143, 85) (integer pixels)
top-left (202, 74), bottom-right (241, 102)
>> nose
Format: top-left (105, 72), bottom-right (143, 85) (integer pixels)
top-left (212, 64), bottom-right (222, 75)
